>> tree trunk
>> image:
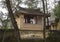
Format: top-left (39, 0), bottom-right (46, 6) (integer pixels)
top-left (2, 30), bottom-right (6, 42)
top-left (5, 0), bottom-right (20, 42)
top-left (45, 0), bottom-right (50, 29)
top-left (42, 0), bottom-right (46, 42)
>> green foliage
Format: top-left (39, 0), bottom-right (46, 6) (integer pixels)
top-left (46, 30), bottom-right (60, 42)
top-left (54, 1), bottom-right (60, 19)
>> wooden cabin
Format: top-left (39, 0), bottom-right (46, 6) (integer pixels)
top-left (14, 7), bottom-right (50, 39)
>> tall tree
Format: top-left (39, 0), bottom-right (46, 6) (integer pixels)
top-left (42, 0), bottom-right (46, 42)
top-left (5, 0), bottom-right (20, 42)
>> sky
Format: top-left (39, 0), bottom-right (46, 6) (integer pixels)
top-left (0, 0), bottom-right (55, 14)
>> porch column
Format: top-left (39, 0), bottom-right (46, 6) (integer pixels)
top-left (42, 16), bottom-right (44, 30)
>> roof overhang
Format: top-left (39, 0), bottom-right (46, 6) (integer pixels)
top-left (14, 7), bottom-right (50, 17)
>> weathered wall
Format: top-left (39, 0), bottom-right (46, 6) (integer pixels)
top-left (20, 31), bottom-right (49, 39)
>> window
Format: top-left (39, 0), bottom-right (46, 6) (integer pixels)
top-left (24, 15), bottom-right (35, 24)
top-left (24, 15), bottom-right (42, 24)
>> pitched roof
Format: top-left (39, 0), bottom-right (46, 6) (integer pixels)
top-left (15, 7), bottom-right (50, 17)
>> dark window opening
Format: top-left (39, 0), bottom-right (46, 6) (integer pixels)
top-left (24, 15), bottom-right (34, 24)
top-left (24, 15), bottom-right (42, 24)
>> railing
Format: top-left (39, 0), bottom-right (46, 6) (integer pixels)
top-left (20, 23), bottom-right (43, 30)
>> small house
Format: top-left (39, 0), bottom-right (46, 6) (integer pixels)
top-left (14, 7), bottom-right (50, 39)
